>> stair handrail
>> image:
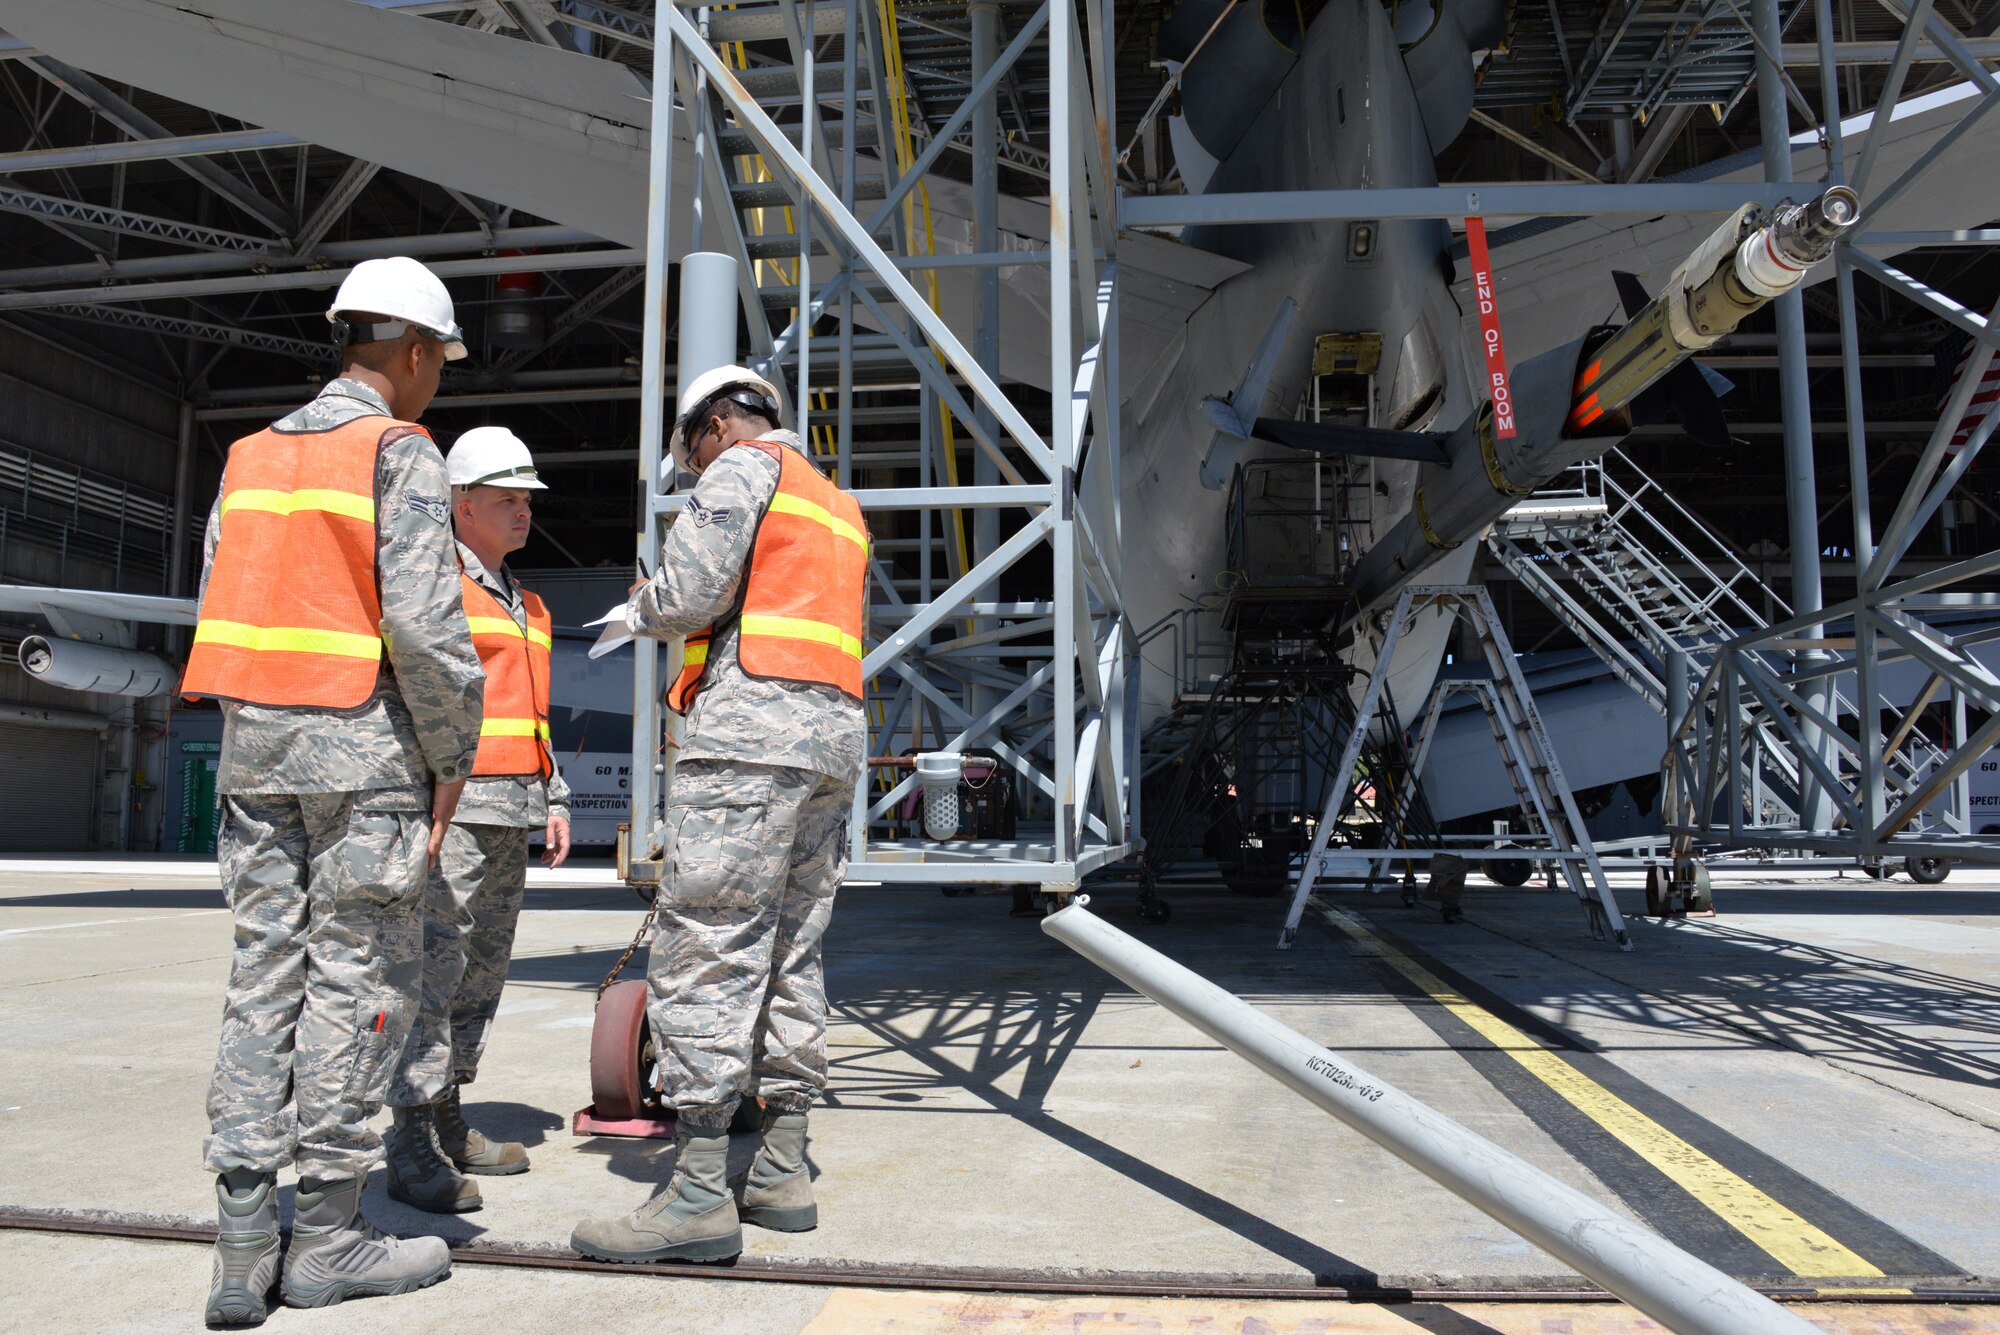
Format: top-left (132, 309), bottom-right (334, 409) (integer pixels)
top-left (1597, 449), bottom-right (1787, 633)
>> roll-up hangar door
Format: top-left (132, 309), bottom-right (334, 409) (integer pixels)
top-left (0, 721), bottom-right (97, 851)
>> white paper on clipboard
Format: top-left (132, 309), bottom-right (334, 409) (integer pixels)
top-left (586, 601), bottom-right (635, 659)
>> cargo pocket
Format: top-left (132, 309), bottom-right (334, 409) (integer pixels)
top-left (338, 809), bottom-right (426, 911)
top-left (665, 773), bottom-right (777, 911)
top-left (339, 992), bottom-right (405, 1105)
top-left (654, 1001), bottom-right (726, 1041)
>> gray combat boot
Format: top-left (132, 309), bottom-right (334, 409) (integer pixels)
top-left (435, 1085), bottom-right (529, 1176)
top-left (281, 1176), bottom-right (452, 1308)
top-left (736, 1109), bottom-right (817, 1232)
top-left (385, 1104), bottom-right (482, 1213)
top-left (570, 1125), bottom-right (741, 1263)
top-left (205, 1170), bottom-right (280, 1327)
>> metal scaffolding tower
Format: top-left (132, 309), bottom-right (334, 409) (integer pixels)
top-left (619, 1), bottom-right (1138, 896)
top-left (1661, 0), bottom-right (2000, 867)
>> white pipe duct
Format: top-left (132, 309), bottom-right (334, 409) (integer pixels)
top-left (1040, 899), bottom-right (1827, 1335)
top-left (18, 636), bottom-right (178, 698)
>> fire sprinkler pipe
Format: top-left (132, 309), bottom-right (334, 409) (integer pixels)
top-left (1039, 898), bottom-right (1828, 1335)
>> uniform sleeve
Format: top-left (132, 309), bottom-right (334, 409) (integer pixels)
top-left (377, 430), bottom-right (485, 782)
top-left (194, 487), bottom-right (223, 609)
top-left (546, 764), bottom-right (572, 821)
top-left (626, 448), bottom-right (778, 636)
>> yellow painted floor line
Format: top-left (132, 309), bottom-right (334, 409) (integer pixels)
top-left (1312, 899), bottom-right (1897, 1283)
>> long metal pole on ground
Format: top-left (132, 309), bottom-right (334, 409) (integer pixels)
top-left (1041, 900), bottom-right (1828, 1335)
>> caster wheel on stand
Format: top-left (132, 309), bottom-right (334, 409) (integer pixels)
top-left (589, 979), bottom-right (662, 1122)
top-left (1644, 865), bottom-right (1668, 917)
top-left (1905, 856), bottom-right (1951, 885)
top-left (1677, 860), bottom-right (1713, 914)
top-left (1137, 896), bottom-right (1172, 925)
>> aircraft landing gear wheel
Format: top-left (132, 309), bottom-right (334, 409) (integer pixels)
top-left (1905, 856), bottom-right (1951, 885)
top-left (1644, 865), bottom-right (1669, 917)
top-left (1679, 860), bottom-right (1713, 913)
top-left (1485, 857), bottom-right (1533, 887)
top-left (1138, 895), bottom-right (1172, 925)
top-left (589, 979), bottom-right (659, 1121)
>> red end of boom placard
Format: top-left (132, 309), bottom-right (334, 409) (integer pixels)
top-left (1466, 216), bottom-right (1515, 438)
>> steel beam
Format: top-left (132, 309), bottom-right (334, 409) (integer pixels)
top-left (22, 57), bottom-right (293, 236)
top-left (0, 182), bottom-right (274, 253)
top-left (33, 303), bottom-right (330, 364)
top-left (1121, 182), bottom-right (1806, 227)
top-left (1782, 36), bottom-right (2000, 61)
top-left (292, 159), bottom-right (383, 256)
top-left (0, 128), bottom-right (306, 173)
top-left (0, 223), bottom-right (600, 289)
top-left (0, 247), bottom-right (642, 310)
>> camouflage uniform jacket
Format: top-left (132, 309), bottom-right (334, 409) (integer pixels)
top-left (454, 540), bottom-right (573, 829)
top-left (626, 430), bottom-right (867, 786)
top-left (198, 378), bottom-right (485, 796)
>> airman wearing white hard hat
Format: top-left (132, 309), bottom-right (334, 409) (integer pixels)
top-left (573, 356), bottom-right (866, 1269)
top-left (328, 256), bottom-right (469, 362)
top-left (446, 426), bottom-right (548, 491)
top-left (668, 364), bottom-right (783, 473)
top-left (381, 422), bottom-right (570, 1215)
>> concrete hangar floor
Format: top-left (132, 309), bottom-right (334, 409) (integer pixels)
top-left (1, 856), bottom-right (1996, 1333)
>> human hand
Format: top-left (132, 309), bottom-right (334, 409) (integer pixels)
top-left (543, 814), bottom-right (572, 868)
top-left (428, 777), bottom-right (467, 867)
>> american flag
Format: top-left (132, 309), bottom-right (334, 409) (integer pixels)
top-left (1938, 330), bottom-right (2000, 455)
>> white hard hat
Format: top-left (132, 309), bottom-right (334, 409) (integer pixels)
top-left (327, 256), bottom-right (468, 362)
top-left (447, 426), bottom-right (547, 490)
top-left (668, 364), bottom-right (783, 472)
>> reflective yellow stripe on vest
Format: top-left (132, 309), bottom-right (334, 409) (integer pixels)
top-left (192, 619), bottom-right (382, 660)
top-left (466, 615), bottom-right (552, 649)
top-left (765, 491), bottom-right (868, 550)
top-left (739, 613), bottom-right (863, 660)
top-left (480, 717), bottom-right (553, 742)
top-left (220, 487), bottom-right (376, 524)
top-left (682, 639), bottom-right (709, 667)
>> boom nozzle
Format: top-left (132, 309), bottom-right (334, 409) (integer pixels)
top-left (1772, 184), bottom-right (1859, 265)
top-left (1565, 186), bottom-right (1861, 435)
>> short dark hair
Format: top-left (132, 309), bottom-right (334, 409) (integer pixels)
top-left (712, 395), bottom-right (776, 432)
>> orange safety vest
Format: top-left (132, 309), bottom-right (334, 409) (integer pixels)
top-left (462, 572), bottom-right (555, 779)
top-left (669, 441), bottom-right (868, 714)
top-left (181, 415), bottom-right (412, 708)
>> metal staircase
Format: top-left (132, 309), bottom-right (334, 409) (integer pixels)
top-left (1487, 451), bottom-right (1960, 834)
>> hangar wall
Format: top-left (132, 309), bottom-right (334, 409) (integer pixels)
top-left (0, 324), bottom-right (186, 851)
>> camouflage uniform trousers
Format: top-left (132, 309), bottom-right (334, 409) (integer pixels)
top-left (204, 788), bottom-right (431, 1179)
top-left (386, 822), bottom-right (530, 1107)
top-left (648, 758), bottom-right (852, 1131)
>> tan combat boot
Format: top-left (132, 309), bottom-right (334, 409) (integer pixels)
top-left (384, 1104), bottom-right (482, 1213)
top-left (736, 1109), bottom-right (817, 1232)
top-left (570, 1125), bottom-right (741, 1263)
top-left (281, 1177), bottom-right (451, 1308)
top-left (204, 1171), bottom-right (280, 1327)
top-left (435, 1085), bottom-right (530, 1175)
